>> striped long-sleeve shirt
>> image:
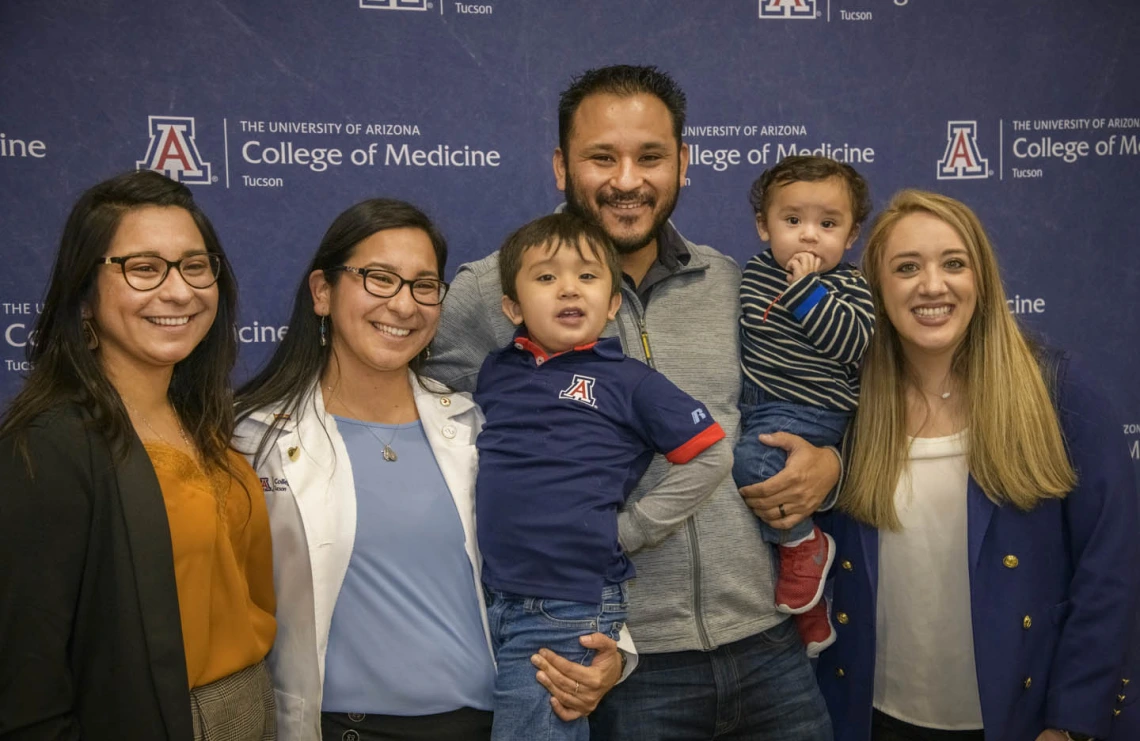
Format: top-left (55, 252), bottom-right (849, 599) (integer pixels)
top-left (739, 249), bottom-right (874, 412)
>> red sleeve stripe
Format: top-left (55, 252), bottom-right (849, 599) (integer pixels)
top-left (665, 423), bottom-right (726, 464)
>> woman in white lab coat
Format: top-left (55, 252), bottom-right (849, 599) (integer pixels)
top-left (234, 199), bottom-right (628, 741)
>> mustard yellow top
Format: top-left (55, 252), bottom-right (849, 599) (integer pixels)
top-left (144, 443), bottom-right (277, 688)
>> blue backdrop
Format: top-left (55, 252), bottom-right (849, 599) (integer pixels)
top-left (3, 0), bottom-right (1139, 473)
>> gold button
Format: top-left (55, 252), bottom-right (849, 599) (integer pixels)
top-left (1115, 708), bottom-right (1122, 717)
top-left (287, 446), bottom-right (299, 461)
top-left (1022, 615), bottom-right (1032, 629)
top-left (1125, 678), bottom-right (1132, 686)
top-left (836, 612), bottom-right (849, 625)
top-left (1023, 677), bottom-right (1032, 689)
top-left (440, 397), bottom-right (451, 407)
top-left (1003, 555), bottom-right (1019, 568)
top-left (1119, 693), bottom-right (1127, 703)
top-left (835, 668), bottom-right (845, 678)
top-left (841, 560), bottom-right (853, 571)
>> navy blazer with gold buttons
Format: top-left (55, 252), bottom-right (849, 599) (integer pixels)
top-left (817, 353), bottom-right (1140, 741)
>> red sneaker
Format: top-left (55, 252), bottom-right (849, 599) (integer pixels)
top-left (774, 526), bottom-right (834, 614)
top-left (796, 597), bottom-right (836, 658)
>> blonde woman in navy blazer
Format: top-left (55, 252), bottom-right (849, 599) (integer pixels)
top-left (815, 190), bottom-right (1139, 741)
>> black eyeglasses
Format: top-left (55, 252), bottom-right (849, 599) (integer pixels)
top-left (330, 266), bottom-right (449, 306)
top-left (97, 252), bottom-right (223, 291)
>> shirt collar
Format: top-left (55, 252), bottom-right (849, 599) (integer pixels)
top-left (655, 220), bottom-right (692, 270)
top-left (511, 332), bottom-right (625, 365)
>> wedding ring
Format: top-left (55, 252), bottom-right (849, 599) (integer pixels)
top-left (574, 681), bottom-right (580, 695)
top-left (779, 503), bottom-right (787, 518)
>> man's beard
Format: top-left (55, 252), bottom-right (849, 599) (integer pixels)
top-left (563, 168), bottom-right (680, 255)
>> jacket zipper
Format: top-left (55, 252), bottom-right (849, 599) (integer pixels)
top-left (638, 317), bottom-right (653, 365)
top-left (623, 288), bottom-right (713, 650)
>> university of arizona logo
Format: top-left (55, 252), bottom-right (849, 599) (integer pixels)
top-left (360, 0), bottom-right (429, 10)
top-left (559, 374), bottom-right (598, 408)
top-left (937, 121), bottom-right (990, 180)
top-left (136, 116), bottom-right (212, 184)
top-left (758, 0), bottom-right (818, 19)
top-left (260, 477), bottom-right (272, 492)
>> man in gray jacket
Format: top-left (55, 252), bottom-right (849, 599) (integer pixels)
top-left (429, 65), bottom-right (839, 740)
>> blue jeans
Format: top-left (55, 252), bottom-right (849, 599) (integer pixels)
top-left (589, 619), bottom-right (832, 740)
top-left (485, 582), bottom-right (628, 741)
top-left (732, 380), bottom-right (850, 544)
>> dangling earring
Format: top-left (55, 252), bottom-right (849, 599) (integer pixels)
top-left (82, 319), bottom-right (99, 350)
top-left (319, 315), bottom-right (328, 347)
top-left (424, 344), bottom-right (432, 360)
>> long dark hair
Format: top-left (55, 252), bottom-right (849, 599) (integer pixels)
top-left (235, 198), bottom-right (447, 464)
top-left (0, 170), bottom-right (240, 473)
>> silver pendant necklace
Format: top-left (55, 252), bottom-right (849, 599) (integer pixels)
top-left (326, 386), bottom-right (400, 462)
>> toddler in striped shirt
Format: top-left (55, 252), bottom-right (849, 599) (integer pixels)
top-left (733, 155), bottom-right (874, 656)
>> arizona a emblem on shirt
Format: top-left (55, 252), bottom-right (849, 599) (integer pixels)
top-left (559, 374), bottom-right (598, 408)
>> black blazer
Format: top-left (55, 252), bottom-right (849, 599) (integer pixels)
top-left (0, 405), bottom-right (193, 740)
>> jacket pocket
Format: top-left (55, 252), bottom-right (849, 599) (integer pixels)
top-left (273, 688), bottom-right (306, 741)
top-left (1050, 599), bottom-right (1071, 626)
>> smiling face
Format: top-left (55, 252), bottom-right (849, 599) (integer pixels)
top-left (311, 227), bottom-right (441, 382)
top-left (88, 206), bottom-right (219, 384)
top-left (554, 92), bottom-right (689, 256)
top-left (758, 177), bottom-right (858, 273)
top-left (878, 211), bottom-right (978, 364)
top-left (501, 238), bottom-right (622, 356)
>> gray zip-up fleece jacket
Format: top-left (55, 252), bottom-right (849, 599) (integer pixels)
top-left (428, 220), bottom-right (787, 654)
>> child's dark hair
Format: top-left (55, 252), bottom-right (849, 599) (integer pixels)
top-left (499, 213), bottom-right (623, 301)
top-left (749, 156), bottom-right (872, 228)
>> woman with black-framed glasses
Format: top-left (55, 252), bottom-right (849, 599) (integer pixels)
top-left (233, 198), bottom-right (491, 741)
top-left (0, 170), bottom-right (277, 741)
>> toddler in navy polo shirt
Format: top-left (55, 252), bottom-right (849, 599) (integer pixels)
top-left (734, 156), bottom-right (875, 657)
top-left (475, 212), bottom-right (726, 741)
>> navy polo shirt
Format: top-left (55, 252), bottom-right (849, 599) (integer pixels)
top-left (475, 335), bottom-right (725, 603)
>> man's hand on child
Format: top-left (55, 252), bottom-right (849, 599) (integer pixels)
top-left (785, 252), bottom-right (823, 283)
top-left (531, 632), bottom-right (623, 721)
top-left (738, 432), bottom-right (839, 528)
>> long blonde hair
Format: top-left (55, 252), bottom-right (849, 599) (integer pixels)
top-left (842, 190), bottom-right (1076, 530)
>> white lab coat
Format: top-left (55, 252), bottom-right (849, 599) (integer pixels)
top-left (233, 372), bottom-right (489, 740)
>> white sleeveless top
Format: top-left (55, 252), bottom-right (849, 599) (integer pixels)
top-left (872, 431), bottom-right (984, 729)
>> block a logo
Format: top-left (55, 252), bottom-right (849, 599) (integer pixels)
top-left (360, 0), bottom-right (429, 10)
top-left (759, 0), bottom-right (818, 19)
top-left (136, 116), bottom-right (213, 184)
top-left (937, 121), bottom-right (990, 180)
top-left (559, 374), bottom-right (598, 408)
